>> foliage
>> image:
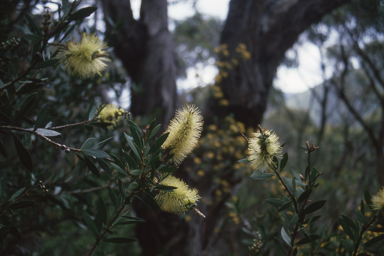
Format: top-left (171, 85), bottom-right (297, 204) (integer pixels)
top-left (0, 2), bottom-right (205, 255)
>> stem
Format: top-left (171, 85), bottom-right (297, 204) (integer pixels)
top-left (85, 194), bottom-right (133, 256)
top-left (0, 125), bottom-right (80, 152)
top-left (50, 118), bottom-right (99, 130)
top-left (273, 169), bottom-right (298, 214)
top-left (352, 215), bottom-right (377, 256)
top-left (0, 183), bottom-right (41, 217)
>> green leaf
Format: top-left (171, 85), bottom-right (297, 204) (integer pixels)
top-left (298, 189), bottom-right (312, 204)
top-left (238, 158), bottom-right (250, 164)
top-left (124, 133), bottom-right (141, 161)
top-left (304, 200), bottom-right (326, 214)
top-left (155, 185), bottom-right (177, 192)
top-left (0, 140), bottom-right (6, 157)
top-left (128, 182), bottom-right (138, 190)
top-left (13, 133), bottom-right (33, 171)
top-left (278, 200), bottom-right (292, 212)
top-left (306, 215), bottom-right (321, 224)
top-left (158, 165), bottom-right (178, 174)
top-left (250, 171), bottom-right (275, 180)
top-left (281, 227), bottom-right (291, 246)
top-left (35, 128), bottom-right (61, 137)
top-left (110, 153), bottom-right (125, 169)
top-left (95, 196), bottom-right (108, 232)
top-left (111, 162), bottom-right (128, 177)
top-left (82, 210), bottom-right (99, 237)
top-left (35, 104), bottom-right (51, 128)
top-left (81, 138), bottom-right (98, 149)
top-left (107, 187), bottom-right (117, 209)
top-left (296, 234), bottom-right (320, 246)
top-left (364, 234), bottom-right (384, 247)
top-left (118, 178), bottom-right (127, 197)
top-left (120, 216), bottom-right (145, 222)
top-left (14, 92), bottom-right (38, 124)
top-left (84, 156), bottom-right (100, 177)
top-left (341, 239), bottom-right (354, 252)
top-left (81, 149), bottom-right (110, 159)
top-left (123, 151), bottom-right (139, 170)
top-left (339, 216), bottom-right (357, 241)
top-left (9, 187), bottom-right (26, 201)
top-left (127, 119), bottom-right (143, 136)
top-left (104, 237), bottom-right (137, 243)
top-left (148, 124), bottom-right (161, 139)
top-left (22, 133), bottom-right (32, 149)
top-left (97, 158), bottom-right (111, 174)
top-left (68, 7), bottom-right (98, 21)
top-left (11, 200), bottom-right (36, 210)
top-left (94, 137), bottom-right (113, 150)
top-left (280, 152), bottom-right (288, 171)
top-left (291, 214), bottom-right (299, 225)
top-left (266, 198), bottom-right (287, 208)
top-left (365, 189), bottom-right (374, 211)
top-left (88, 100), bottom-right (96, 120)
top-left (23, 33), bottom-right (42, 41)
top-left (355, 209), bottom-right (367, 225)
top-left (34, 59), bottom-right (60, 69)
top-left (340, 214), bottom-right (358, 231)
top-left (130, 169), bottom-right (142, 176)
top-left (273, 237), bottom-right (287, 253)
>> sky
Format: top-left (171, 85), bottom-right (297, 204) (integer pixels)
top-left (130, 0), bottom-right (326, 94)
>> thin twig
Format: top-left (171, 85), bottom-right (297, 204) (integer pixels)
top-left (353, 215), bottom-right (377, 256)
top-left (50, 118), bottom-right (98, 130)
top-left (0, 125), bottom-right (80, 152)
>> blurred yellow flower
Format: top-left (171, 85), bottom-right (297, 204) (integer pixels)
top-left (155, 175), bottom-right (200, 214)
top-left (60, 33), bottom-right (109, 77)
top-left (98, 104), bottom-right (127, 126)
top-left (372, 187), bottom-right (384, 210)
top-left (162, 105), bottom-right (203, 165)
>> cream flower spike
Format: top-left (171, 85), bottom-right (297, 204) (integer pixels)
top-left (162, 104), bottom-right (203, 165)
top-left (155, 175), bottom-right (201, 215)
top-left (60, 33), bottom-right (109, 77)
top-left (247, 127), bottom-right (282, 171)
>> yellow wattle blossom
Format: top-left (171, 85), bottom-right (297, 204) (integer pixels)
top-left (372, 187), bottom-right (384, 210)
top-left (155, 175), bottom-right (200, 214)
top-left (98, 104), bottom-right (127, 126)
top-left (162, 105), bottom-right (203, 165)
top-left (60, 33), bottom-right (109, 77)
top-left (247, 129), bottom-right (282, 171)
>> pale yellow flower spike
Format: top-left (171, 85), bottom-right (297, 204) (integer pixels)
top-left (60, 33), bottom-right (109, 77)
top-left (162, 105), bottom-right (203, 165)
top-left (155, 175), bottom-right (201, 214)
top-left (247, 129), bottom-right (282, 171)
top-left (98, 104), bottom-right (126, 126)
top-left (372, 187), bottom-right (384, 211)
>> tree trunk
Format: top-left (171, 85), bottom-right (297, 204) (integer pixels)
top-left (206, 0), bottom-right (352, 128)
top-left (100, 0), bottom-right (178, 127)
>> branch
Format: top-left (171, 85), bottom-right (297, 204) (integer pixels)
top-left (50, 118), bottom-right (99, 130)
top-left (0, 125), bottom-right (80, 152)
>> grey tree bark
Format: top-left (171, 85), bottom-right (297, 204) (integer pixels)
top-left (207, 0), bottom-right (352, 128)
top-left (100, 0), bottom-right (178, 127)
top-left (101, 0), bottom-right (351, 255)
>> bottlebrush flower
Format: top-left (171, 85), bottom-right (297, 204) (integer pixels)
top-left (60, 33), bottom-right (109, 76)
top-left (247, 129), bottom-right (282, 171)
top-left (372, 187), bottom-right (384, 211)
top-left (162, 105), bottom-right (203, 165)
top-left (155, 175), bottom-right (200, 214)
top-left (98, 104), bottom-right (127, 126)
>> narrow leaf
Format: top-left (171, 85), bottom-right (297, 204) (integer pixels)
top-left (13, 133), bottom-right (33, 171)
top-left (104, 237), bottom-right (137, 243)
top-left (82, 210), bottom-right (99, 237)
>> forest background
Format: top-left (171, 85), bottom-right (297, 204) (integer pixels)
top-left (1, 0), bottom-right (384, 255)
